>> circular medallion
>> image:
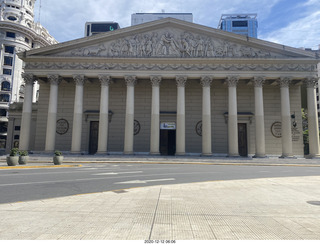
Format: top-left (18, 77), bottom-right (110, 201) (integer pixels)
top-left (56, 119), bottom-right (69, 135)
top-left (134, 120), bottom-right (140, 135)
top-left (271, 121), bottom-right (282, 138)
top-left (195, 121), bottom-right (202, 136)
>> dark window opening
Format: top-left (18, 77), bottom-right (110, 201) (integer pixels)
top-left (0, 94), bottom-right (10, 102)
top-left (1, 81), bottom-right (10, 91)
top-left (4, 56), bottom-right (13, 66)
top-left (0, 109), bottom-right (7, 116)
top-left (3, 69), bottom-right (12, 75)
top-left (25, 37), bottom-right (29, 43)
top-left (7, 16), bottom-right (17, 21)
top-left (232, 20), bottom-right (248, 27)
top-left (0, 123), bottom-right (7, 133)
top-left (15, 126), bottom-right (21, 131)
top-left (14, 135), bottom-right (19, 140)
top-left (6, 32), bottom-right (16, 38)
top-left (5, 46), bottom-right (14, 54)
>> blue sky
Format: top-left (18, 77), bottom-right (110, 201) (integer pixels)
top-left (35, 0), bottom-right (320, 49)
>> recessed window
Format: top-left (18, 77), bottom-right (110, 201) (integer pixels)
top-left (1, 81), bottom-right (10, 91)
top-left (3, 69), bottom-right (12, 75)
top-left (4, 56), bottom-right (13, 66)
top-left (5, 46), bottom-right (14, 54)
top-left (15, 126), bottom-right (21, 131)
top-left (7, 16), bottom-right (17, 21)
top-left (6, 32), bottom-right (16, 38)
top-left (232, 20), bottom-right (248, 27)
top-left (14, 135), bottom-right (19, 140)
top-left (25, 37), bottom-right (29, 43)
top-left (0, 109), bottom-right (6, 116)
top-left (0, 94), bottom-right (10, 102)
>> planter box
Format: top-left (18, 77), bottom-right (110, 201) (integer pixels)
top-left (19, 156), bottom-right (29, 165)
top-left (53, 156), bottom-right (63, 165)
top-left (7, 156), bottom-right (19, 166)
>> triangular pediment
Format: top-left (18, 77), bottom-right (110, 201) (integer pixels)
top-left (23, 18), bottom-right (316, 60)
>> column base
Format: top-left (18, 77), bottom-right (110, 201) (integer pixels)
top-left (96, 151), bottom-right (108, 155)
top-left (149, 152), bottom-right (160, 156)
top-left (228, 154), bottom-right (240, 157)
top-left (175, 152), bottom-right (185, 156)
top-left (305, 154), bottom-right (320, 159)
top-left (279, 155), bottom-right (297, 159)
top-left (253, 154), bottom-right (267, 158)
top-left (201, 153), bottom-right (212, 157)
top-left (123, 151), bottom-right (134, 155)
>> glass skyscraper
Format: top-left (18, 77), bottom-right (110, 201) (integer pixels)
top-left (218, 14), bottom-right (258, 38)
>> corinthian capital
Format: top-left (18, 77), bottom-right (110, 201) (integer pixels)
top-left (200, 76), bottom-right (213, 87)
top-left (98, 75), bottom-right (112, 86)
top-left (279, 77), bottom-right (292, 88)
top-left (304, 76), bottom-right (318, 88)
top-left (47, 74), bottom-right (61, 86)
top-left (22, 73), bottom-right (35, 85)
top-left (253, 76), bottom-right (265, 87)
top-left (227, 76), bottom-right (239, 87)
top-left (73, 74), bottom-right (85, 86)
top-left (150, 76), bottom-right (162, 87)
top-left (125, 75), bottom-right (137, 87)
top-left (176, 76), bottom-right (187, 87)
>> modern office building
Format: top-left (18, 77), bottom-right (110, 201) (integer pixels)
top-left (131, 13), bottom-right (193, 26)
top-left (84, 22), bottom-right (120, 37)
top-left (218, 14), bottom-right (258, 38)
top-left (0, 0), bottom-right (57, 154)
top-left (10, 18), bottom-right (320, 159)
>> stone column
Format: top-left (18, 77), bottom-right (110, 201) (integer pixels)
top-left (253, 76), bottom-right (266, 158)
top-left (305, 77), bottom-right (320, 158)
top-left (97, 75), bottom-right (112, 154)
top-left (45, 74), bottom-right (61, 152)
top-left (200, 76), bottom-right (213, 156)
top-left (227, 76), bottom-right (239, 157)
top-left (71, 75), bottom-right (85, 153)
top-left (19, 73), bottom-right (35, 151)
top-left (150, 76), bottom-right (161, 155)
top-left (279, 77), bottom-right (293, 158)
top-left (124, 76), bottom-right (137, 155)
top-left (176, 76), bottom-right (187, 156)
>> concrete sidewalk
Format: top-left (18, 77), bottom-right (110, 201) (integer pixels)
top-left (1, 175), bottom-right (320, 240)
top-left (1, 154), bottom-right (320, 168)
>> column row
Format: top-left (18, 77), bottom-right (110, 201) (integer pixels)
top-left (19, 74), bottom-right (320, 158)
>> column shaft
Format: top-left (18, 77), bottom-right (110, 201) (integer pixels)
top-left (305, 78), bottom-right (320, 157)
top-left (124, 76), bottom-right (137, 154)
top-left (71, 75), bottom-right (84, 153)
top-left (227, 76), bottom-right (239, 157)
top-left (253, 77), bottom-right (266, 157)
top-left (150, 76), bottom-right (161, 155)
top-left (97, 75), bottom-right (112, 154)
top-left (280, 77), bottom-right (293, 157)
top-left (176, 76), bottom-right (187, 155)
top-left (19, 73), bottom-right (34, 151)
top-left (45, 75), bottom-right (61, 152)
top-left (201, 76), bottom-right (212, 156)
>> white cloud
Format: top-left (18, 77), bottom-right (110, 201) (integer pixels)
top-left (34, 0), bottom-right (319, 50)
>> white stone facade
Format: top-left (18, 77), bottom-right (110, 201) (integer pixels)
top-left (11, 18), bottom-right (320, 158)
top-left (0, 0), bottom-right (57, 153)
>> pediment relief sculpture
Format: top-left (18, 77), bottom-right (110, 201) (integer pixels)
top-left (57, 28), bottom-right (285, 59)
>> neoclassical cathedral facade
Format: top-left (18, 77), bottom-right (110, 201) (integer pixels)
top-left (8, 18), bottom-right (320, 158)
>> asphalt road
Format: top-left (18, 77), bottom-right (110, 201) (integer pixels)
top-left (1, 163), bottom-right (320, 204)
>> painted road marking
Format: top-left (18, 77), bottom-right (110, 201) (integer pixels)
top-left (114, 178), bottom-right (175, 184)
top-left (92, 171), bottom-right (143, 176)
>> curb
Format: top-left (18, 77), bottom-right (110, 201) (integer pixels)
top-left (0, 164), bottom-right (82, 170)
